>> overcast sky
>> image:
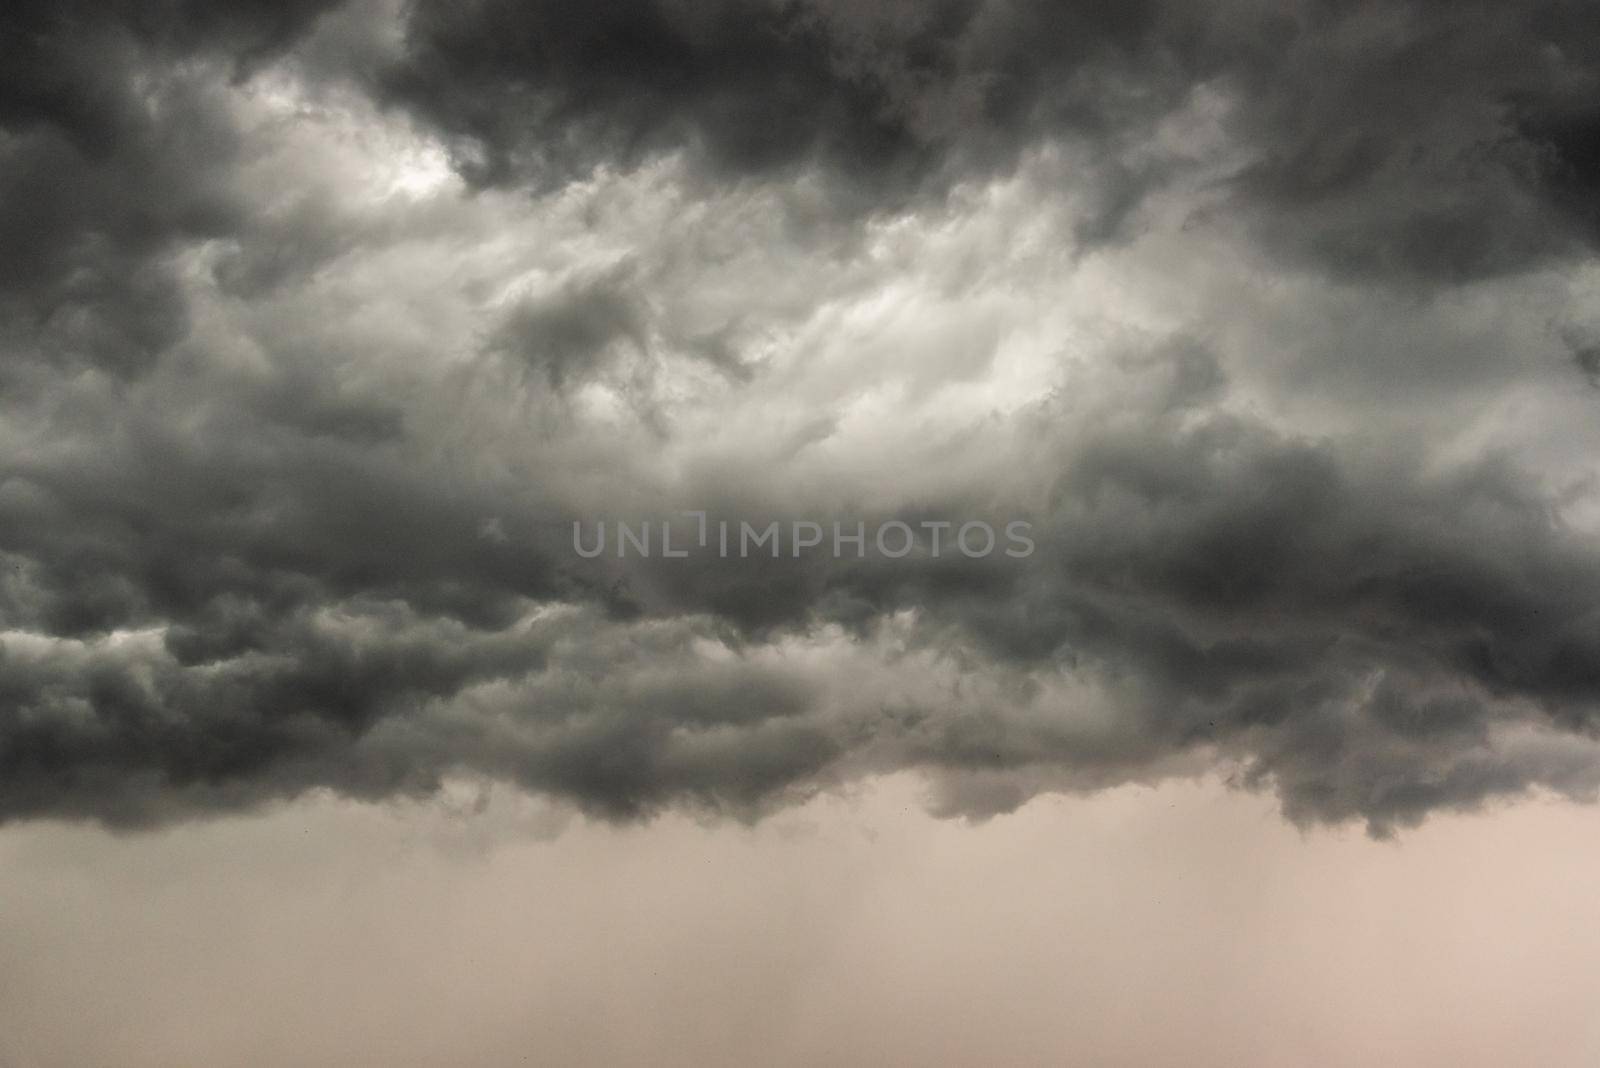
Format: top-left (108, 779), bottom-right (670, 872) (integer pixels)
top-left (4, 0), bottom-right (1600, 1063)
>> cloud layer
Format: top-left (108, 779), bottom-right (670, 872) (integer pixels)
top-left (4, 0), bottom-right (1600, 834)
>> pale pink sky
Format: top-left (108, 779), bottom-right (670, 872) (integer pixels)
top-left (3, 777), bottom-right (1598, 1067)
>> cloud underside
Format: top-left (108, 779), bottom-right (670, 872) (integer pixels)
top-left (4, 0), bottom-right (1600, 835)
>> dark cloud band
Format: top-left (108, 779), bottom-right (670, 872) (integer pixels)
top-left (3, 0), bottom-right (1600, 835)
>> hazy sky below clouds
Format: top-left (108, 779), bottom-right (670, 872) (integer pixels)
top-left (3, 778), bottom-right (1600, 1067)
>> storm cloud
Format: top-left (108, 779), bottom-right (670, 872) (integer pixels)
top-left (4, 0), bottom-right (1600, 836)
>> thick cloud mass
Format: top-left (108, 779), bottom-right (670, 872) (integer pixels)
top-left (4, 0), bottom-right (1600, 835)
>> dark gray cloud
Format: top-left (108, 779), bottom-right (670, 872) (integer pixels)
top-left (0, 0), bottom-right (344, 377)
top-left (6, 334), bottom-right (1599, 836)
top-left (3, 0), bottom-right (1600, 836)
top-left (490, 261), bottom-right (649, 391)
top-left (377, 0), bottom-right (1600, 278)
top-left (1215, 0), bottom-right (1600, 280)
top-left (381, 0), bottom-right (981, 193)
